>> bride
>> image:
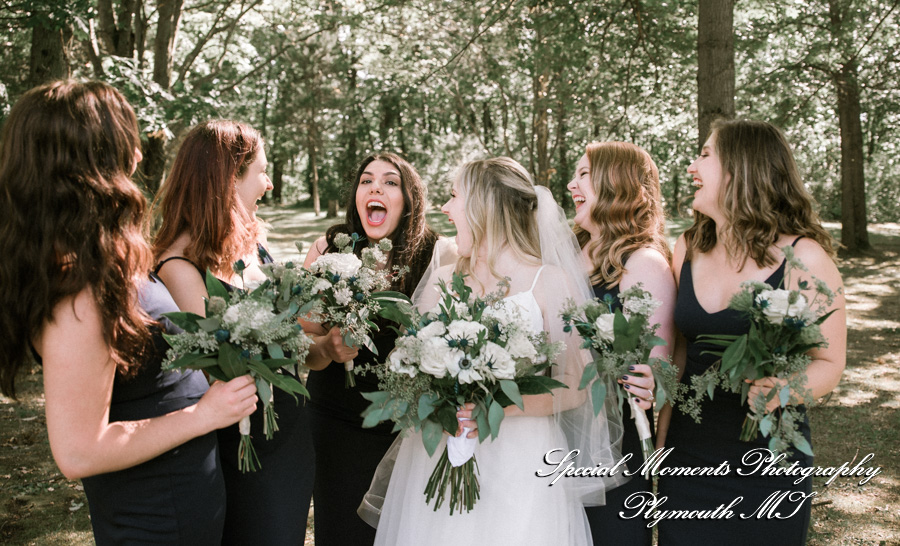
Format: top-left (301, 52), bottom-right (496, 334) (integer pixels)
top-left (371, 157), bottom-right (625, 545)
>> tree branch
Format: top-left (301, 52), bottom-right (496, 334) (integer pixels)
top-left (413, 0), bottom-right (519, 86)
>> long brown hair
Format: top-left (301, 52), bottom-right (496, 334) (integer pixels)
top-left (152, 120), bottom-right (263, 277)
top-left (683, 119), bottom-right (835, 266)
top-left (326, 152), bottom-right (438, 296)
top-left (0, 80), bottom-right (152, 397)
top-left (575, 142), bottom-right (671, 288)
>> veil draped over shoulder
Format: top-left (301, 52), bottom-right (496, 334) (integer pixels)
top-left (358, 187), bottom-right (626, 528)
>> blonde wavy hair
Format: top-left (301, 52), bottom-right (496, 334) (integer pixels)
top-left (454, 157), bottom-right (542, 293)
top-left (683, 119), bottom-right (835, 267)
top-left (574, 142), bottom-right (672, 288)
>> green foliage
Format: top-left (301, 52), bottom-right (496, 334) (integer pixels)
top-left (0, 0), bottom-right (897, 222)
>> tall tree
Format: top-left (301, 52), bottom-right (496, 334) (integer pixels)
top-left (28, 6), bottom-right (72, 87)
top-left (739, 0), bottom-right (900, 250)
top-left (153, 0), bottom-right (184, 90)
top-left (828, 0), bottom-right (871, 251)
top-left (697, 0), bottom-right (735, 150)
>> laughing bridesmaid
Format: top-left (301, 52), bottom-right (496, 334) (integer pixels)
top-left (567, 141), bottom-right (676, 545)
top-left (302, 152), bottom-right (446, 545)
top-left (656, 120), bottom-right (845, 545)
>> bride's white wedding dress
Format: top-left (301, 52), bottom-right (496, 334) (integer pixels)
top-left (373, 267), bottom-right (593, 545)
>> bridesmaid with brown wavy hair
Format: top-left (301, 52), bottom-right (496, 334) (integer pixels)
top-left (656, 120), bottom-right (845, 545)
top-left (0, 81), bottom-right (257, 544)
top-left (567, 141), bottom-right (676, 545)
top-left (153, 120), bottom-right (315, 545)
top-left (302, 152), bottom-right (445, 545)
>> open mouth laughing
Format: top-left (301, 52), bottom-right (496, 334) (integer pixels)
top-left (366, 199), bottom-right (387, 226)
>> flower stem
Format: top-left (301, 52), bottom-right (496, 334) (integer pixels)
top-left (424, 448), bottom-right (480, 514)
top-left (345, 359), bottom-right (356, 388)
top-left (628, 394), bottom-right (654, 462)
top-left (740, 414), bottom-right (759, 442)
top-left (238, 434), bottom-right (261, 473)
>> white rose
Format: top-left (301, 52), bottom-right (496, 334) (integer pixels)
top-left (505, 332), bottom-right (537, 360)
top-left (388, 347), bottom-right (418, 378)
top-left (416, 320), bottom-right (447, 340)
top-left (757, 289), bottom-right (808, 325)
top-left (593, 313), bottom-right (616, 344)
top-left (479, 341), bottom-right (516, 380)
top-left (419, 337), bottom-right (463, 378)
top-left (311, 252), bottom-right (362, 278)
top-left (312, 278), bottom-right (333, 294)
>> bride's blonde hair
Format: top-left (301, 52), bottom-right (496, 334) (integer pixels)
top-left (454, 157), bottom-right (542, 291)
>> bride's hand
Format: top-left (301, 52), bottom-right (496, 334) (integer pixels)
top-left (455, 403), bottom-right (478, 439)
top-left (619, 364), bottom-right (656, 410)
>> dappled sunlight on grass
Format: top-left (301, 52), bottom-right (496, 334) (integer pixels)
top-left (257, 206), bottom-right (345, 262)
top-left (835, 358), bottom-right (900, 409)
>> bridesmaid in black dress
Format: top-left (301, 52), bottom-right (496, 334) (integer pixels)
top-left (656, 120), bottom-right (846, 545)
top-left (567, 142), bottom-right (677, 545)
top-left (153, 121), bottom-right (315, 545)
top-left (301, 152), bottom-right (453, 546)
top-left (0, 81), bottom-right (258, 544)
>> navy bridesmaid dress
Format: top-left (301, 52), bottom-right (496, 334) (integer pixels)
top-left (657, 239), bottom-right (813, 545)
top-left (79, 275), bottom-right (226, 544)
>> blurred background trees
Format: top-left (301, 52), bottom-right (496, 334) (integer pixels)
top-left (1, 0), bottom-right (897, 252)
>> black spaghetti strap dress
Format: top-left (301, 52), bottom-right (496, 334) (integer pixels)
top-left (306, 234), bottom-right (438, 546)
top-left (154, 244), bottom-right (315, 545)
top-left (657, 239), bottom-right (813, 545)
top-left (77, 274), bottom-right (227, 545)
top-left (306, 329), bottom-right (399, 546)
top-left (584, 282), bottom-right (654, 546)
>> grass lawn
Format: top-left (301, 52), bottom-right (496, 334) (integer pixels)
top-left (1, 207), bottom-right (897, 545)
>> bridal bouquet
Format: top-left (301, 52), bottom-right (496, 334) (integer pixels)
top-left (302, 233), bottom-right (410, 388)
top-left (677, 246), bottom-right (838, 457)
top-left (163, 264), bottom-right (313, 472)
top-left (360, 274), bottom-right (566, 515)
top-left (560, 284), bottom-right (677, 462)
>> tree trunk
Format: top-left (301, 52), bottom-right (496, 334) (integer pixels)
top-left (272, 158), bottom-right (284, 204)
top-left (327, 199), bottom-right (339, 218)
top-left (136, 3), bottom-right (147, 68)
top-left (140, 0), bottom-right (182, 198)
top-left (114, 0), bottom-right (139, 57)
top-left (136, 130), bottom-right (167, 195)
top-left (29, 22), bottom-right (69, 87)
top-left (555, 93), bottom-right (570, 210)
top-left (671, 172), bottom-right (681, 217)
top-left (343, 63), bottom-right (359, 176)
top-left (532, 69), bottom-right (551, 187)
top-left (154, 0), bottom-right (184, 90)
top-left (697, 0), bottom-right (735, 151)
top-left (834, 59), bottom-right (870, 252)
top-left (307, 119), bottom-right (321, 216)
top-left (96, 0), bottom-right (117, 53)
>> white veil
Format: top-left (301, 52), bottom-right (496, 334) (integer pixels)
top-left (530, 185), bottom-right (627, 505)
